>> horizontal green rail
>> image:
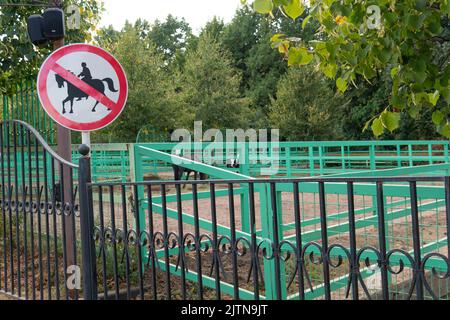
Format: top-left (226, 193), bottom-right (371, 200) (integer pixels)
top-left (64, 140), bottom-right (450, 182)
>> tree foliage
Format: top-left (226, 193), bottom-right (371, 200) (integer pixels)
top-left (179, 32), bottom-right (251, 130)
top-left (269, 64), bottom-right (345, 140)
top-left (2, 3), bottom-right (448, 143)
top-left (94, 23), bottom-right (184, 142)
top-left (0, 0), bottom-right (104, 95)
top-left (251, 0), bottom-right (450, 137)
top-left (147, 15), bottom-right (193, 66)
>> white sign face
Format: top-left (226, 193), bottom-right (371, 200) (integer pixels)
top-left (37, 43), bottom-right (128, 132)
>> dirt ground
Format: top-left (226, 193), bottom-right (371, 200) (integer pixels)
top-left (0, 293), bottom-right (16, 300)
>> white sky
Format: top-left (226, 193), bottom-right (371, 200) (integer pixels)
top-left (100, 0), bottom-right (243, 34)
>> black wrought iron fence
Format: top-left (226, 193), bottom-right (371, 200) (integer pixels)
top-left (1, 119), bottom-right (450, 300)
top-left (0, 120), bottom-right (80, 300)
top-left (87, 175), bottom-right (450, 300)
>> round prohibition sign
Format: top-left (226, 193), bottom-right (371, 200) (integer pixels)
top-left (37, 43), bottom-right (128, 132)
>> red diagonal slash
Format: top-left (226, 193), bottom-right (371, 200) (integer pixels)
top-left (51, 63), bottom-right (117, 111)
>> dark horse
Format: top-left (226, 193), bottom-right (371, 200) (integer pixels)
top-left (172, 154), bottom-right (209, 188)
top-left (55, 74), bottom-right (118, 114)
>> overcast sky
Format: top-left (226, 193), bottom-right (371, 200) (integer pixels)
top-left (100, 0), bottom-right (243, 34)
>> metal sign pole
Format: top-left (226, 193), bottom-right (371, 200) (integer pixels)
top-left (81, 131), bottom-right (91, 154)
top-left (50, 0), bottom-right (76, 300)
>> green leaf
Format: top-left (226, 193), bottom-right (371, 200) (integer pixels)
top-left (442, 88), bottom-right (450, 104)
top-left (273, 0), bottom-right (290, 5)
top-left (288, 47), bottom-right (313, 66)
top-left (390, 67), bottom-right (399, 79)
top-left (428, 90), bottom-right (440, 106)
top-left (302, 15), bottom-right (312, 29)
top-left (371, 118), bottom-right (384, 137)
top-left (432, 110), bottom-right (445, 125)
top-left (408, 104), bottom-right (421, 119)
top-left (336, 77), bottom-right (348, 93)
top-left (415, 0), bottom-right (427, 10)
top-left (283, 0), bottom-right (304, 20)
top-left (270, 33), bottom-right (285, 43)
top-left (363, 117), bottom-right (374, 132)
top-left (322, 63), bottom-right (337, 79)
top-left (253, 0), bottom-right (273, 14)
top-left (299, 52), bottom-right (313, 65)
top-left (381, 111), bottom-right (400, 132)
top-left (442, 124), bottom-right (450, 138)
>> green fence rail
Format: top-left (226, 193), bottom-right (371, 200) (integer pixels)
top-left (3, 138), bottom-right (450, 183)
top-left (76, 140), bottom-right (450, 182)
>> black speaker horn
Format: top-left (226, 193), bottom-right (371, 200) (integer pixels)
top-left (42, 8), bottom-right (65, 40)
top-left (27, 14), bottom-right (48, 46)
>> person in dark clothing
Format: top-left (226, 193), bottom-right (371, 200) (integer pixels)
top-left (78, 62), bottom-right (92, 80)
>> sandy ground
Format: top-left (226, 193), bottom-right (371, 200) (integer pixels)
top-left (0, 293), bottom-right (16, 300)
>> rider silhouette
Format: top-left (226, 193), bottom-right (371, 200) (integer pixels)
top-left (77, 62), bottom-right (91, 101)
top-left (78, 62), bottom-right (92, 80)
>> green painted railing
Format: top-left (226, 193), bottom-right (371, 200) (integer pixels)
top-left (131, 144), bottom-right (449, 300)
top-left (5, 139), bottom-right (450, 181)
top-left (1, 80), bottom-right (56, 144)
top-left (76, 140), bottom-right (450, 182)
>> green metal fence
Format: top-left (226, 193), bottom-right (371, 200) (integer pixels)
top-left (80, 140), bottom-right (450, 182)
top-left (130, 144), bottom-right (450, 299)
top-left (1, 79), bottom-right (56, 144)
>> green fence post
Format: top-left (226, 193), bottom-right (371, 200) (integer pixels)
top-left (129, 143), bottom-right (136, 182)
top-left (240, 142), bottom-right (250, 233)
top-left (396, 144), bottom-right (401, 167)
top-left (445, 143), bottom-right (449, 163)
top-left (369, 145), bottom-right (376, 170)
top-left (408, 144), bottom-right (413, 166)
top-left (92, 151), bottom-right (98, 182)
top-left (319, 146), bottom-right (325, 175)
top-left (259, 182), bottom-right (288, 300)
top-left (19, 82), bottom-right (25, 125)
top-left (259, 183), bottom-right (276, 299)
top-left (286, 146), bottom-right (292, 177)
top-left (308, 146), bottom-right (314, 176)
top-left (133, 145), bottom-right (148, 268)
top-left (428, 143), bottom-right (433, 165)
top-left (275, 188), bottom-right (287, 299)
top-left (2, 95), bottom-right (7, 120)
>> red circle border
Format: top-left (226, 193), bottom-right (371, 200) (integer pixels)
top-left (37, 43), bottom-right (128, 132)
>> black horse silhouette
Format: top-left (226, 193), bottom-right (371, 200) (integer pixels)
top-left (55, 73), bottom-right (118, 114)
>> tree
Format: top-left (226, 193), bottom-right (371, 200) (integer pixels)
top-left (269, 64), bottom-right (345, 140)
top-left (94, 24), bottom-right (184, 142)
top-left (147, 15), bottom-right (193, 65)
top-left (338, 75), bottom-right (390, 140)
top-left (179, 33), bottom-right (251, 130)
top-left (251, 0), bottom-right (450, 137)
top-left (0, 0), bottom-right (104, 95)
top-left (219, 6), bottom-right (319, 126)
top-left (245, 35), bottom-right (286, 126)
top-left (337, 70), bottom-right (440, 140)
top-left (199, 17), bottom-right (225, 42)
top-left (221, 6), bottom-right (264, 84)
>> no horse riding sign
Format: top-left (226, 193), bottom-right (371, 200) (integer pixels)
top-left (37, 43), bottom-right (128, 131)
